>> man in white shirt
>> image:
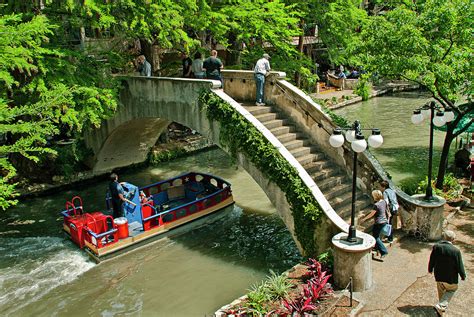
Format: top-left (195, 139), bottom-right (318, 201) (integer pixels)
top-left (254, 53), bottom-right (271, 106)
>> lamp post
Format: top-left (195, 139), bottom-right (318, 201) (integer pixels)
top-left (411, 101), bottom-right (454, 201)
top-left (329, 120), bottom-right (383, 244)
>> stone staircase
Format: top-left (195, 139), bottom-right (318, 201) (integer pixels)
top-left (242, 103), bottom-right (373, 231)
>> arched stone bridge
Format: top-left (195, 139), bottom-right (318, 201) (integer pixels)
top-left (84, 71), bottom-right (440, 255)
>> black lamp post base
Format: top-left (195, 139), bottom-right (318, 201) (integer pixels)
top-left (339, 236), bottom-right (364, 246)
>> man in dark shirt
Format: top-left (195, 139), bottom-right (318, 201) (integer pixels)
top-left (108, 173), bottom-right (126, 218)
top-left (203, 50), bottom-right (223, 84)
top-left (181, 52), bottom-right (192, 78)
top-left (428, 230), bottom-right (466, 315)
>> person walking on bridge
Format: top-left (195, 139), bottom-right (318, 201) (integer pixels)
top-left (254, 53), bottom-right (271, 106)
top-left (429, 230), bottom-right (466, 316)
top-left (380, 180), bottom-right (399, 244)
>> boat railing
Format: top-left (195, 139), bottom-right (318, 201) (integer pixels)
top-left (85, 227), bottom-right (118, 240)
top-left (140, 172), bottom-right (231, 196)
top-left (142, 186), bottom-right (231, 223)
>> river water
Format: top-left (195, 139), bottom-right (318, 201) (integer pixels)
top-left (0, 149), bottom-right (302, 317)
top-left (1, 91), bottom-right (445, 316)
top-left (333, 91), bottom-right (449, 187)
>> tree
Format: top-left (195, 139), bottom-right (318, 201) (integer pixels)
top-left (355, 0), bottom-right (473, 187)
top-left (0, 13), bottom-right (118, 209)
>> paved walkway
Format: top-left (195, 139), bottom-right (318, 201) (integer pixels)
top-left (309, 81), bottom-right (419, 110)
top-left (355, 207), bottom-right (473, 316)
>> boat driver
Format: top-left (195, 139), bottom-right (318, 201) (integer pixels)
top-left (109, 173), bottom-right (127, 218)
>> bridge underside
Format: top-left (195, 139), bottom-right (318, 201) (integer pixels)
top-left (93, 118), bottom-right (169, 173)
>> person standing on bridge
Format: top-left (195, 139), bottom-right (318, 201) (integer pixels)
top-left (108, 173), bottom-right (127, 219)
top-left (429, 230), bottom-right (466, 316)
top-left (137, 55), bottom-right (151, 77)
top-left (203, 50), bottom-right (223, 86)
top-left (254, 53), bottom-right (271, 106)
top-left (181, 52), bottom-right (193, 78)
top-left (192, 52), bottom-right (205, 79)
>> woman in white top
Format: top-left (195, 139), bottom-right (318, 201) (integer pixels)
top-left (192, 52), bottom-right (205, 79)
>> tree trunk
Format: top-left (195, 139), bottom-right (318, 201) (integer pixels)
top-left (435, 128), bottom-right (455, 189)
top-left (294, 21), bottom-right (305, 87)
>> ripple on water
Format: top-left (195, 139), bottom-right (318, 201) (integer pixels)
top-left (0, 237), bottom-right (94, 316)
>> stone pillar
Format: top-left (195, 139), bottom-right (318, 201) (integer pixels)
top-left (410, 194), bottom-right (446, 240)
top-left (332, 232), bottom-right (375, 292)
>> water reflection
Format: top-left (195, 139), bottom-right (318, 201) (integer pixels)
top-left (333, 91), bottom-right (451, 188)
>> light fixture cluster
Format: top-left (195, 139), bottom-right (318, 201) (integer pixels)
top-left (329, 127), bottom-right (383, 153)
top-left (411, 102), bottom-right (455, 127)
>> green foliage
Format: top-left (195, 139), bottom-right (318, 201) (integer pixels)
top-left (316, 250), bottom-right (334, 272)
top-left (308, 0), bottom-right (368, 65)
top-left (416, 173), bottom-right (463, 200)
top-left (245, 281), bottom-right (272, 314)
top-left (200, 91), bottom-right (323, 256)
top-left (148, 148), bottom-right (187, 165)
top-left (355, 0), bottom-right (473, 186)
top-left (50, 138), bottom-right (92, 179)
top-left (0, 13), bottom-right (118, 209)
top-left (244, 270), bottom-right (293, 314)
top-left (356, 0), bottom-right (473, 103)
top-left (264, 270), bottom-right (293, 299)
top-left (354, 74), bottom-right (371, 101)
top-left (321, 106), bottom-right (350, 129)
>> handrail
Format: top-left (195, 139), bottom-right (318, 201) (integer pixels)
top-left (61, 205), bottom-right (83, 217)
top-left (274, 81), bottom-right (334, 136)
top-left (85, 227), bottom-right (118, 239)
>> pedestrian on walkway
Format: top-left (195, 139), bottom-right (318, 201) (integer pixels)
top-left (428, 230), bottom-right (466, 315)
top-left (254, 53), bottom-right (271, 106)
top-left (362, 189), bottom-right (389, 260)
top-left (380, 180), bottom-right (399, 243)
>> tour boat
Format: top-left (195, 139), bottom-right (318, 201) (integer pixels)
top-left (61, 172), bottom-right (234, 262)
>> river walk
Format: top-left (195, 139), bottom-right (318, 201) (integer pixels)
top-left (310, 80), bottom-right (419, 110)
top-left (355, 206), bottom-right (473, 317)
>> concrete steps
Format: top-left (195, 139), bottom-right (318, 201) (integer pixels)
top-left (242, 103), bottom-right (373, 227)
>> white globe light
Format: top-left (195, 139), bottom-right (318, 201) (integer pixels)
top-left (368, 133), bottom-right (383, 148)
top-left (433, 112), bottom-right (446, 127)
top-left (421, 108), bottom-right (431, 119)
top-left (444, 110), bottom-right (455, 122)
top-left (345, 130), bottom-right (356, 142)
top-left (329, 133), bottom-right (344, 148)
top-left (411, 112), bottom-right (424, 125)
top-left (351, 137), bottom-right (367, 153)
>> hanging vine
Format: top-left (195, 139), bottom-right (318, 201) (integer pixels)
top-left (199, 90), bottom-right (324, 255)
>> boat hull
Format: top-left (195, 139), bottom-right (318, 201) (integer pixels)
top-left (84, 196), bottom-right (234, 262)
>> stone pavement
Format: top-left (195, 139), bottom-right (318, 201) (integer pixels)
top-left (355, 207), bottom-right (473, 316)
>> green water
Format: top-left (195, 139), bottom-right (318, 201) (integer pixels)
top-left (0, 148), bottom-right (302, 316)
top-left (333, 91), bottom-right (454, 189)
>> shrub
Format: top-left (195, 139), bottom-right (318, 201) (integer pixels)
top-left (354, 74), bottom-right (371, 101)
top-left (416, 173), bottom-right (463, 200)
